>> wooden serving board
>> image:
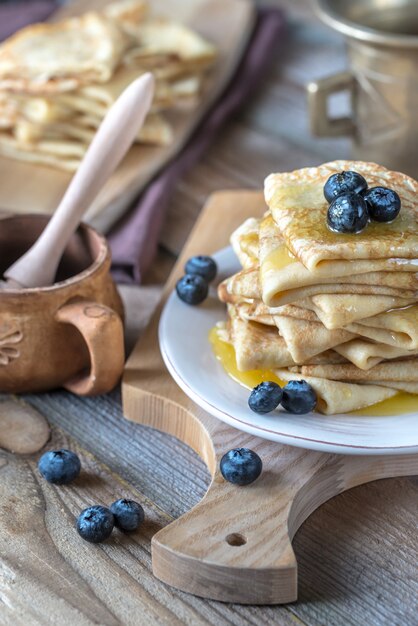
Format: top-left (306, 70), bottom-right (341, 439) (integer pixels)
top-left (0, 0), bottom-right (255, 233)
top-left (122, 190), bottom-right (418, 605)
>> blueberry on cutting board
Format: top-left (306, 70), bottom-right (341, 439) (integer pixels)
top-left (77, 505), bottom-right (114, 543)
top-left (185, 255), bottom-right (217, 282)
top-left (38, 449), bottom-right (81, 484)
top-left (220, 448), bottom-right (262, 486)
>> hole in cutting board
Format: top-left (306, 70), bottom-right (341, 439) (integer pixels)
top-left (225, 533), bottom-right (247, 547)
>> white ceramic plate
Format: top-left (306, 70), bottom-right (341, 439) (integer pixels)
top-left (159, 247), bottom-right (418, 455)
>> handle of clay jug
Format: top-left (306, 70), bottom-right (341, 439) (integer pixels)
top-left (307, 70), bottom-right (356, 137)
top-left (55, 301), bottom-right (125, 396)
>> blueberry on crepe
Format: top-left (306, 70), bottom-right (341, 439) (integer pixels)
top-left (363, 186), bottom-right (401, 222)
top-left (323, 170), bottom-right (368, 202)
top-left (327, 192), bottom-right (369, 233)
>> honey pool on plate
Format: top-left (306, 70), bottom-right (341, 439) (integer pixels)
top-left (209, 327), bottom-right (418, 417)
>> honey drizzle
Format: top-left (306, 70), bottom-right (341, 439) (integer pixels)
top-left (209, 327), bottom-right (285, 389)
top-left (263, 245), bottom-right (296, 272)
top-left (209, 327), bottom-right (417, 416)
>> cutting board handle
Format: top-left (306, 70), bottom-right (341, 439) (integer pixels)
top-left (123, 381), bottom-right (418, 604)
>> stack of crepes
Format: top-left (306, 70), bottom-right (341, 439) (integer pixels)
top-left (216, 160), bottom-right (418, 415)
top-left (0, 0), bottom-right (216, 171)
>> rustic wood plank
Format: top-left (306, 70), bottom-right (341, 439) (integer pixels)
top-left (0, 423), bottom-right (300, 625)
top-left (11, 392), bottom-right (418, 625)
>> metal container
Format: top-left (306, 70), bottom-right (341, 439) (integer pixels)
top-left (308, 0), bottom-right (418, 177)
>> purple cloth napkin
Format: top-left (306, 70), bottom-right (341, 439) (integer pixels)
top-left (110, 8), bottom-right (285, 283)
top-left (0, 1), bottom-right (56, 41)
top-left (0, 2), bottom-right (284, 284)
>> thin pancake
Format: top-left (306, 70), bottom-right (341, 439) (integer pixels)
top-left (291, 359), bottom-right (418, 382)
top-left (123, 18), bottom-right (216, 64)
top-left (334, 339), bottom-right (418, 370)
top-left (304, 294), bottom-right (414, 329)
top-left (274, 370), bottom-right (397, 415)
top-left (220, 268), bottom-right (417, 308)
top-left (0, 13), bottom-right (130, 92)
top-left (272, 314), bottom-right (354, 363)
top-left (264, 160), bottom-right (418, 270)
top-left (370, 381), bottom-right (418, 394)
top-left (228, 306), bottom-right (294, 371)
top-left (230, 217), bottom-right (260, 269)
top-left (235, 299), bottom-right (318, 325)
top-left (347, 304), bottom-right (418, 350)
top-left (258, 214), bottom-right (418, 304)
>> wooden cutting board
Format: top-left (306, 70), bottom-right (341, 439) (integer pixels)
top-left (0, 0), bottom-right (255, 232)
top-left (122, 190), bottom-right (418, 604)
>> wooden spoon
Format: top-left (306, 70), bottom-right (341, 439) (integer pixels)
top-left (1, 72), bottom-right (155, 290)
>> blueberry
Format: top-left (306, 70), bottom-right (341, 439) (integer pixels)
top-left (248, 381), bottom-right (283, 414)
top-left (220, 448), bottom-right (262, 486)
top-left (327, 192), bottom-right (369, 233)
top-left (110, 499), bottom-right (144, 532)
top-left (363, 186), bottom-right (401, 222)
top-left (38, 449), bottom-right (81, 484)
top-left (281, 380), bottom-right (317, 414)
top-left (324, 170), bottom-right (368, 202)
top-left (76, 505), bottom-right (114, 543)
top-left (185, 255), bottom-right (217, 282)
top-left (176, 274), bottom-right (208, 305)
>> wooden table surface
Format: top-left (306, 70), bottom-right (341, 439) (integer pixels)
top-left (1, 1), bottom-right (417, 624)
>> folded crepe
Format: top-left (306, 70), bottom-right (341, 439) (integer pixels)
top-left (0, 13), bottom-right (130, 93)
top-left (228, 306), bottom-right (294, 371)
top-left (264, 160), bottom-right (418, 270)
top-left (370, 381), bottom-right (418, 394)
top-left (103, 0), bottom-right (148, 29)
top-left (0, 0), bottom-right (217, 170)
top-left (272, 314), bottom-right (354, 363)
top-left (346, 304), bottom-right (418, 350)
top-left (275, 370), bottom-right (397, 415)
top-left (259, 213), bottom-right (416, 280)
top-left (257, 214), bottom-right (418, 306)
top-left (219, 267), bottom-right (416, 308)
top-left (10, 110), bottom-right (173, 146)
top-left (230, 216), bottom-right (260, 269)
top-left (290, 359), bottom-right (418, 382)
top-left (121, 18), bottom-right (216, 67)
top-left (334, 339), bottom-right (418, 370)
top-left (227, 305), bottom-right (347, 371)
top-left (303, 293), bottom-right (414, 329)
top-left (235, 299), bottom-right (318, 325)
